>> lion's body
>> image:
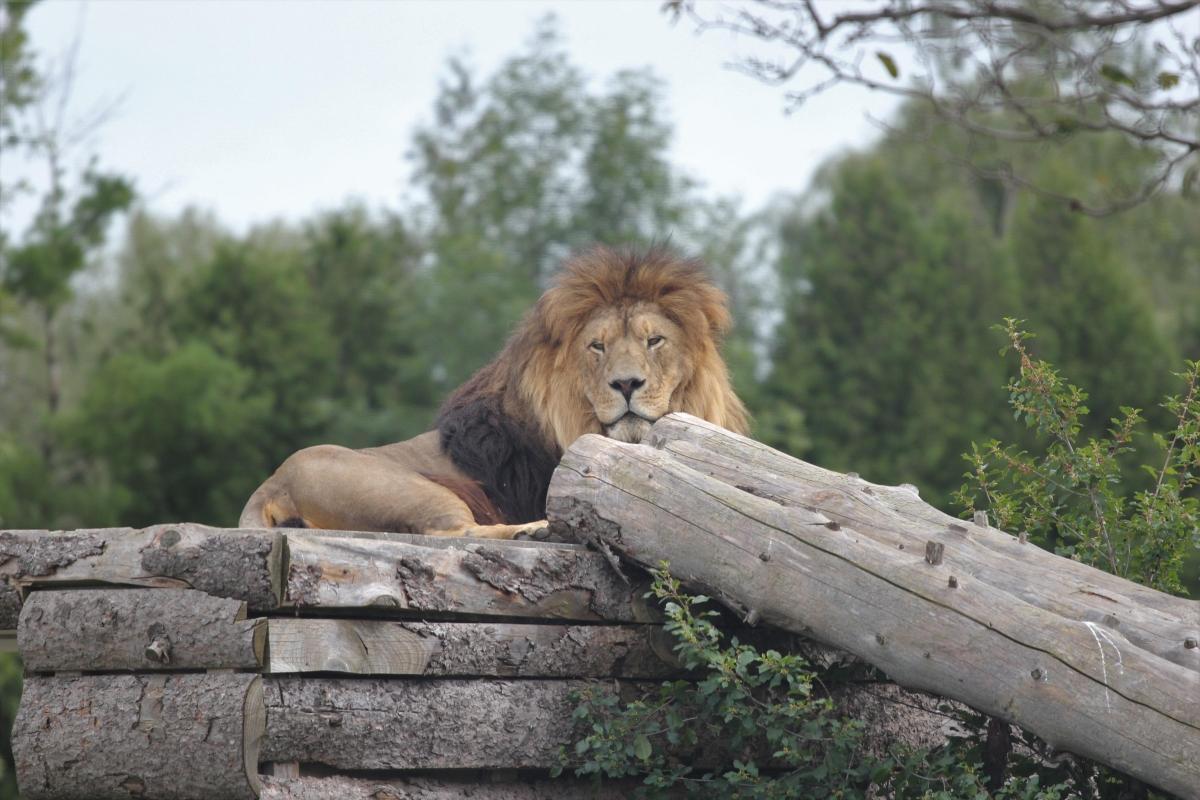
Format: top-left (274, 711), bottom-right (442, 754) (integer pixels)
top-left (239, 246), bottom-right (748, 538)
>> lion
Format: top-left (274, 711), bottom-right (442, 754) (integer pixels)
top-left (238, 245), bottom-right (749, 539)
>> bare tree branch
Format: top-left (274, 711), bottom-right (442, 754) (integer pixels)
top-left (667, 0), bottom-right (1200, 214)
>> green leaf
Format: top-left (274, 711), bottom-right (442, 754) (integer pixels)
top-left (876, 51), bottom-right (899, 79)
top-left (1099, 63), bottom-right (1135, 87)
top-left (1157, 71), bottom-right (1180, 90)
top-left (634, 734), bottom-right (652, 761)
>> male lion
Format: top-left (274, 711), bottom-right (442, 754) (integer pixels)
top-left (239, 245), bottom-right (749, 539)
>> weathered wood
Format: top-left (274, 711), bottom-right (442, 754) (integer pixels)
top-left (14, 672), bottom-right (264, 800)
top-left (0, 524), bottom-right (284, 628)
top-left (19, 588), bottom-right (265, 671)
top-left (263, 677), bottom-right (602, 770)
top-left (648, 414), bottom-right (1199, 669)
top-left (259, 775), bottom-right (638, 800)
top-left (268, 618), bottom-right (678, 677)
top-left (548, 414), bottom-right (1200, 800)
top-left (283, 532), bottom-right (643, 622)
top-left (263, 675), bottom-right (949, 773)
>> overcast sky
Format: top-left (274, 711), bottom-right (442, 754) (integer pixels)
top-left (4, 0), bottom-right (901, 233)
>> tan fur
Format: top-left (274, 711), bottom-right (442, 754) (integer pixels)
top-left (238, 245), bottom-right (748, 538)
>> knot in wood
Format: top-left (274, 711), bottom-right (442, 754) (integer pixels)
top-left (924, 541), bottom-right (944, 566)
top-left (144, 634), bottom-right (172, 665)
top-left (948, 576), bottom-right (959, 589)
top-left (1185, 637), bottom-right (1199, 650)
top-left (1030, 667), bottom-right (1045, 681)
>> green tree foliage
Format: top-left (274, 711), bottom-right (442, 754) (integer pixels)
top-left (761, 155), bottom-right (1017, 505)
top-left (61, 343), bottom-right (272, 527)
top-left (407, 18), bottom-right (746, 393)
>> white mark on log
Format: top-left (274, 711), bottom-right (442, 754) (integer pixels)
top-left (899, 483), bottom-right (919, 496)
top-left (1084, 621), bottom-right (1124, 711)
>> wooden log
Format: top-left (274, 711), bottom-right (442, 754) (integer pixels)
top-left (283, 532), bottom-right (643, 622)
top-left (647, 414), bottom-right (1198, 670)
top-left (547, 414), bottom-right (1200, 800)
top-left (14, 672), bottom-right (264, 800)
top-left (0, 524), bottom-right (284, 628)
top-left (267, 618), bottom-right (678, 678)
top-left (263, 675), bottom-right (949, 772)
top-left (18, 588), bottom-right (266, 672)
top-left (263, 677), bottom-right (601, 770)
top-left (259, 775), bottom-right (638, 800)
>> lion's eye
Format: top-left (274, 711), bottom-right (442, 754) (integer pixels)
top-left (589, 341), bottom-right (605, 354)
top-left (647, 335), bottom-right (664, 348)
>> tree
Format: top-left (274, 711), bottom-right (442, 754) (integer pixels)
top-left (761, 154), bottom-right (1018, 505)
top-left (408, 17), bottom-right (762, 394)
top-left (666, 0), bottom-right (1200, 215)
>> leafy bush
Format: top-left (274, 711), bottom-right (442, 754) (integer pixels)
top-left (956, 320), bottom-right (1200, 595)
top-left (557, 568), bottom-right (1063, 799)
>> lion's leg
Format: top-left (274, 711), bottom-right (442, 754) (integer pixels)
top-left (246, 444), bottom-right (499, 535)
top-left (423, 520), bottom-right (550, 540)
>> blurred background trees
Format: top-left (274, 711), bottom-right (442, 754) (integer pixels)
top-left (0, 2), bottom-right (1197, 795)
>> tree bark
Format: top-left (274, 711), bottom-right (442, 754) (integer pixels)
top-left (0, 524), bottom-right (284, 629)
top-left (267, 618), bottom-right (677, 678)
top-left (19, 588), bottom-right (265, 672)
top-left (283, 532), bottom-right (644, 622)
top-left (546, 413), bottom-right (1200, 800)
top-left (262, 675), bottom-right (949, 773)
top-left (262, 677), bottom-right (602, 770)
top-left (259, 775), bottom-right (638, 800)
top-left (14, 672), bottom-right (264, 800)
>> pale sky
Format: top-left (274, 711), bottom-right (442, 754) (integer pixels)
top-left (4, 0), bottom-right (901, 233)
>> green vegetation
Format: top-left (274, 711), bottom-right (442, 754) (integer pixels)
top-left (0, 4), bottom-right (1196, 799)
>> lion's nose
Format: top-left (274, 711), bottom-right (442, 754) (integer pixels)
top-left (609, 377), bottom-right (645, 402)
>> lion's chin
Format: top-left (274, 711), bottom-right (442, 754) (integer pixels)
top-left (603, 414), bottom-right (654, 444)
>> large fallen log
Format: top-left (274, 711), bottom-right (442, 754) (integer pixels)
top-left (546, 413), bottom-right (1200, 800)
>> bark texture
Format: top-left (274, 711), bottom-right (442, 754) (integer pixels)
top-left (19, 588), bottom-right (264, 671)
top-left (263, 677), bottom-right (601, 770)
top-left (284, 532), bottom-right (643, 622)
top-left (14, 672), bottom-right (264, 800)
top-left (546, 413), bottom-right (1200, 800)
top-left (267, 618), bottom-right (677, 678)
top-left (258, 775), bottom-right (638, 800)
top-left (262, 675), bottom-right (950, 773)
top-left (0, 524), bottom-right (284, 628)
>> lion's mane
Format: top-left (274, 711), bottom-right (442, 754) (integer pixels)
top-left (437, 245), bottom-right (749, 523)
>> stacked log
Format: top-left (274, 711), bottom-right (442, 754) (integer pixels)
top-left (2, 526), bottom-right (687, 799)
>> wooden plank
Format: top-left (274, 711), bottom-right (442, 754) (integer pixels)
top-left (0, 524), bottom-right (284, 628)
top-left (267, 618), bottom-right (678, 678)
top-left (14, 672), bottom-right (264, 800)
top-left (547, 414), bottom-right (1200, 800)
top-left (283, 532), bottom-right (643, 622)
top-left (259, 775), bottom-right (638, 799)
top-left (19, 588), bottom-right (265, 672)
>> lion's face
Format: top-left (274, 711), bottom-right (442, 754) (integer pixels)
top-left (578, 303), bottom-right (689, 444)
